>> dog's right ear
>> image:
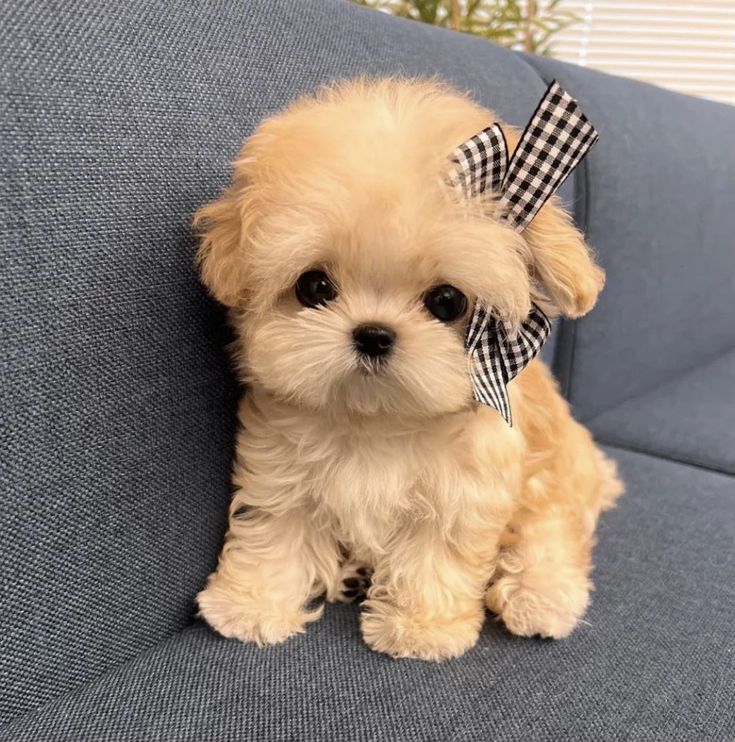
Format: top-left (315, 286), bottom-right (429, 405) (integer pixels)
top-left (194, 184), bottom-right (251, 308)
top-left (522, 198), bottom-right (605, 318)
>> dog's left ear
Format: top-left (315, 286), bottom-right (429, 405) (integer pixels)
top-left (522, 198), bottom-right (605, 318)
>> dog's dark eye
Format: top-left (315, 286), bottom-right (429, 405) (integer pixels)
top-left (424, 284), bottom-right (467, 322)
top-left (295, 270), bottom-right (338, 308)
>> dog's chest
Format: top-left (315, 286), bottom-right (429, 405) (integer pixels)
top-left (308, 425), bottom-right (473, 552)
top-left (320, 436), bottom-right (422, 505)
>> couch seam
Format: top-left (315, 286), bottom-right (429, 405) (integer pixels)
top-left (582, 345), bottom-right (735, 423)
top-left (600, 440), bottom-right (735, 479)
top-left (0, 625), bottom-right (199, 735)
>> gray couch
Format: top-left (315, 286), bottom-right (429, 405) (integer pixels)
top-left (2, 0), bottom-right (733, 739)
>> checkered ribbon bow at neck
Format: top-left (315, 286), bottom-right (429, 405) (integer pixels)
top-left (449, 80), bottom-right (598, 425)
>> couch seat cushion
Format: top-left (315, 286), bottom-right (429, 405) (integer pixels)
top-left (588, 350), bottom-right (735, 474)
top-left (3, 448), bottom-right (733, 742)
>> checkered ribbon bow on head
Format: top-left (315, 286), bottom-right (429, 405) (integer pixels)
top-left (449, 81), bottom-right (598, 425)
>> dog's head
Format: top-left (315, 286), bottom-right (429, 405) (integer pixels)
top-left (195, 79), bottom-right (604, 418)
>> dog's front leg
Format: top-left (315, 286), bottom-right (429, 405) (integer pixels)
top-left (197, 498), bottom-right (337, 645)
top-left (360, 506), bottom-right (504, 661)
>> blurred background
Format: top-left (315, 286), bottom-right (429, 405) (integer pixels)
top-left (352, 0), bottom-right (735, 105)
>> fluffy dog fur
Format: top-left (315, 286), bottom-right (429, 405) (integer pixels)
top-left (195, 78), bottom-right (623, 660)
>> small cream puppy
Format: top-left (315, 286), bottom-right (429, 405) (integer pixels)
top-left (195, 78), bottom-right (622, 660)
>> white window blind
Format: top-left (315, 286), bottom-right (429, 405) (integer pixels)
top-left (551, 1), bottom-right (735, 105)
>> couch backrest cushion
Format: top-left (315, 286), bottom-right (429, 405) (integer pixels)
top-left (524, 56), bottom-right (735, 420)
top-left (0, 0), bottom-right (559, 723)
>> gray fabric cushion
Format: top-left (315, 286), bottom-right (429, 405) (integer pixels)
top-left (1, 0), bottom-right (565, 723)
top-left (588, 349), bottom-right (735, 474)
top-left (4, 448), bottom-right (734, 742)
top-left (523, 56), bottom-right (735, 420)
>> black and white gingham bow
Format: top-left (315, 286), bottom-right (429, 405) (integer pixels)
top-left (449, 81), bottom-right (598, 425)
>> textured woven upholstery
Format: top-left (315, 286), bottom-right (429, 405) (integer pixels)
top-left (2, 0), bottom-right (734, 736)
top-left (3, 449), bottom-right (733, 742)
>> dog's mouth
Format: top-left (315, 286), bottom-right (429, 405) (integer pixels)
top-left (355, 356), bottom-right (389, 377)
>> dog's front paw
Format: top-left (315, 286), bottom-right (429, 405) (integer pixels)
top-left (360, 601), bottom-right (483, 661)
top-left (486, 574), bottom-right (590, 639)
top-left (197, 580), bottom-right (321, 646)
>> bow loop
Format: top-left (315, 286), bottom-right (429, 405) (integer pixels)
top-left (448, 123), bottom-right (508, 198)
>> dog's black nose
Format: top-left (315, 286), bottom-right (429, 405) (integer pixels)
top-left (352, 324), bottom-right (396, 358)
